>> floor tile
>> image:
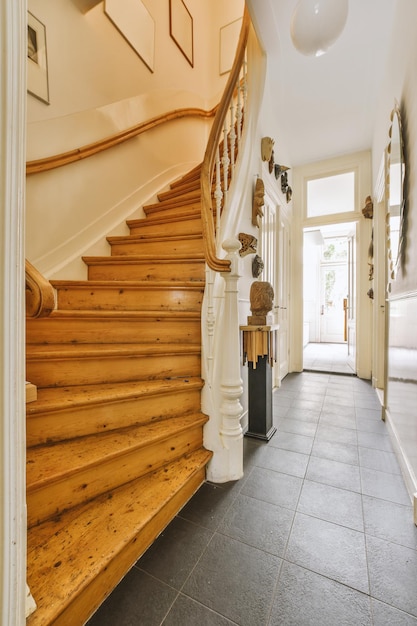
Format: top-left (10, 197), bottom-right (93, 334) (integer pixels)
top-left (240, 466), bottom-right (303, 510)
top-left (276, 417), bottom-right (318, 437)
top-left (316, 422), bottom-right (357, 445)
top-left (177, 481), bottom-right (237, 531)
top-left (183, 533), bottom-right (282, 626)
top-left (356, 407), bottom-right (382, 421)
top-left (311, 439), bottom-right (359, 465)
top-left (268, 430), bottom-right (314, 455)
top-left (319, 411), bottom-right (357, 430)
top-left (163, 594), bottom-right (236, 625)
top-left (255, 445), bottom-right (309, 478)
top-left (358, 446), bottom-right (402, 474)
top-left (357, 431), bottom-right (394, 452)
top-left (137, 516), bottom-right (213, 589)
top-left (371, 599), bottom-right (417, 625)
top-left (321, 400), bottom-right (356, 416)
top-left (269, 561), bottom-right (372, 626)
top-left (218, 493), bottom-right (294, 557)
top-left (297, 479), bottom-right (364, 531)
top-left (355, 416), bottom-right (388, 434)
top-left (360, 466), bottom-right (411, 505)
top-left (306, 456), bottom-right (361, 492)
top-left (285, 513), bottom-right (369, 593)
top-left (363, 495), bottom-right (417, 549)
top-left (87, 567), bottom-right (177, 626)
top-left (367, 534), bottom-right (417, 617)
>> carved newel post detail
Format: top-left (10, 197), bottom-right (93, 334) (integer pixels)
top-left (217, 238), bottom-right (244, 480)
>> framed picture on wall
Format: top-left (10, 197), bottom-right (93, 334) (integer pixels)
top-left (169, 0), bottom-right (193, 67)
top-left (104, 0), bottom-right (155, 72)
top-left (27, 11), bottom-right (50, 104)
top-left (219, 17), bottom-right (242, 75)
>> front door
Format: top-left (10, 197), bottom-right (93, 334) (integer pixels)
top-left (319, 236), bottom-right (349, 343)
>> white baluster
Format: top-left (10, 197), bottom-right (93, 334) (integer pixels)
top-left (214, 146), bottom-right (223, 236)
top-left (222, 119), bottom-right (230, 204)
top-left (229, 100), bottom-right (236, 171)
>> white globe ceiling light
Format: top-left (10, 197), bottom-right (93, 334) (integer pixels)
top-left (290, 0), bottom-right (349, 57)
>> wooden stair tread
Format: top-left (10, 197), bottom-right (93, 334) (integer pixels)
top-left (27, 450), bottom-right (211, 626)
top-left (33, 309), bottom-right (201, 320)
top-left (143, 196), bottom-right (201, 212)
top-left (107, 232), bottom-right (202, 245)
top-left (27, 342), bottom-right (201, 359)
top-left (27, 413), bottom-right (208, 491)
top-left (27, 377), bottom-right (203, 415)
top-left (127, 208), bottom-right (201, 228)
top-left (51, 279), bottom-right (204, 289)
top-left (83, 253), bottom-right (205, 263)
top-left (157, 179), bottom-right (200, 200)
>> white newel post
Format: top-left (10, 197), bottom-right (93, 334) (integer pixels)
top-left (211, 238), bottom-right (244, 482)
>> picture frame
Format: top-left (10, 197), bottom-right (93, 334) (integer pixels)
top-left (104, 0), bottom-right (155, 72)
top-left (27, 11), bottom-right (50, 104)
top-left (219, 17), bottom-right (242, 75)
top-left (169, 0), bottom-right (193, 67)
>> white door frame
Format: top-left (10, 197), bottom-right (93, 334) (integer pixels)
top-left (0, 1), bottom-right (28, 624)
top-left (291, 151), bottom-right (373, 379)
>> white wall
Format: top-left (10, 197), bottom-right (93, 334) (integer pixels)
top-left (371, 0), bottom-right (417, 504)
top-left (26, 0), bottom-right (243, 277)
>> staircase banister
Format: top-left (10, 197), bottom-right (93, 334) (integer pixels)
top-left (25, 259), bottom-right (55, 318)
top-left (26, 106), bottom-right (218, 175)
top-left (200, 6), bottom-right (251, 273)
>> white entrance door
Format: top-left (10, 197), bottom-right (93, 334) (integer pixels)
top-left (319, 263), bottom-right (348, 343)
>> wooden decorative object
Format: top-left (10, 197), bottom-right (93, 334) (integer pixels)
top-left (238, 233), bottom-right (257, 257)
top-left (252, 255), bottom-right (264, 278)
top-left (248, 280), bottom-right (274, 325)
top-left (362, 195), bottom-right (373, 219)
top-left (261, 137), bottom-right (274, 162)
top-left (252, 178), bottom-right (265, 227)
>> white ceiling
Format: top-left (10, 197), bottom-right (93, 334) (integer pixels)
top-left (247, 0), bottom-right (398, 166)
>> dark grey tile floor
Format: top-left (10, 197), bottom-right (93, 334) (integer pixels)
top-left (86, 372), bottom-right (417, 626)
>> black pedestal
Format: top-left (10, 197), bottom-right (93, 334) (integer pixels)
top-left (246, 355), bottom-right (276, 441)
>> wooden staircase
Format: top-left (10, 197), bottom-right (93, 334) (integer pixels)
top-left (26, 163), bottom-right (212, 625)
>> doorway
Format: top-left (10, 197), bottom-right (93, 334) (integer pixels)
top-left (303, 222), bottom-right (356, 375)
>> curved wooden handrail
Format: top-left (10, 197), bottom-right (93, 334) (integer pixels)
top-left (26, 106), bottom-right (217, 175)
top-left (25, 259), bottom-right (55, 318)
top-left (200, 7), bottom-right (250, 273)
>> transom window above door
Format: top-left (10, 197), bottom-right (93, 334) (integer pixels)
top-left (307, 171), bottom-right (355, 218)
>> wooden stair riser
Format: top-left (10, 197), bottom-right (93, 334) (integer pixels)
top-left (156, 188), bottom-right (201, 205)
top-left (27, 385), bottom-right (202, 446)
top-left (26, 315), bottom-right (201, 345)
top-left (27, 451), bottom-right (210, 626)
top-left (157, 179), bottom-right (200, 200)
top-left (108, 235), bottom-right (203, 256)
top-left (84, 258), bottom-right (205, 282)
top-left (53, 283), bottom-right (204, 312)
top-left (27, 423), bottom-right (205, 528)
top-left (26, 350), bottom-right (201, 389)
top-left (143, 200), bottom-right (201, 218)
top-left (127, 213), bottom-right (201, 236)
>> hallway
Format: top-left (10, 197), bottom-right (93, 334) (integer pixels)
top-left (87, 372), bottom-right (417, 626)
top-left (303, 342), bottom-right (355, 375)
